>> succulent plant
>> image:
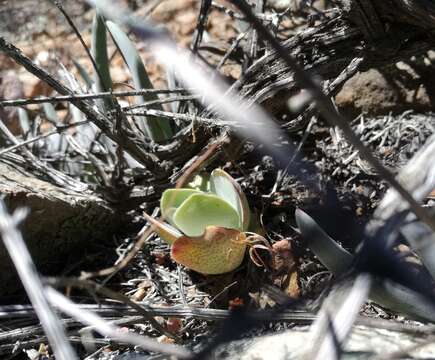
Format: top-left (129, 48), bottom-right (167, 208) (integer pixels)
top-left (145, 169), bottom-right (252, 275)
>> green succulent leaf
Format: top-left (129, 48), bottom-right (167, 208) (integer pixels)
top-left (160, 189), bottom-right (201, 223)
top-left (173, 193), bottom-right (241, 237)
top-left (210, 169), bottom-right (250, 231)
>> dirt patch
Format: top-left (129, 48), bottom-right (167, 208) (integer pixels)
top-left (336, 57), bottom-right (435, 117)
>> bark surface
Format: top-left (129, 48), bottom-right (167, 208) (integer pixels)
top-left (0, 160), bottom-right (124, 297)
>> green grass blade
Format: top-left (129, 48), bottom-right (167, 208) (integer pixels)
top-left (17, 108), bottom-right (30, 136)
top-left (72, 60), bottom-right (93, 89)
top-left (91, 11), bottom-right (115, 113)
top-left (296, 209), bottom-right (435, 322)
top-left (43, 103), bottom-right (60, 124)
top-left (106, 20), bottom-right (173, 142)
top-left (295, 208), bottom-right (353, 274)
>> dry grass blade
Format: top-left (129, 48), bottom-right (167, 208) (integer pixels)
top-left (228, 0), bottom-right (435, 233)
top-left (0, 116), bottom-right (87, 191)
top-left (0, 36), bottom-right (163, 171)
top-left (305, 274), bottom-right (372, 360)
top-left (45, 287), bottom-right (192, 359)
top-left (0, 119), bottom-right (90, 157)
top-left (48, 276), bottom-right (179, 340)
top-left (0, 89), bottom-right (186, 107)
top-left (369, 134), bottom-right (435, 229)
top-left (0, 201), bottom-right (78, 360)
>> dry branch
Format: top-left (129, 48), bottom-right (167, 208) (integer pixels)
top-left (0, 160), bottom-right (125, 296)
top-left (235, 0), bottom-right (435, 121)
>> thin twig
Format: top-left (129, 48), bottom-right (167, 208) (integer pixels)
top-left (0, 120), bottom-right (89, 157)
top-left (47, 276), bottom-right (180, 341)
top-left (3, 302), bottom-right (435, 336)
top-left (45, 287), bottom-right (192, 358)
top-left (0, 89), bottom-right (188, 107)
top-left (52, 0), bottom-right (106, 86)
top-left (0, 202), bottom-right (78, 360)
top-left (229, 0), bottom-right (435, 233)
top-left (125, 108), bottom-right (226, 125)
top-left (192, 0), bottom-right (212, 53)
top-left (0, 36), bottom-right (163, 172)
top-left (80, 225), bottom-right (155, 279)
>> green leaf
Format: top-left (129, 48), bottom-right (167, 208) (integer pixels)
top-left (17, 108), bottom-right (30, 135)
top-left (43, 103), bottom-right (60, 124)
top-left (295, 208), bottom-right (353, 274)
top-left (91, 10), bottom-right (115, 112)
top-left (73, 60), bottom-right (93, 89)
top-left (173, 193), bottom-right (240, 237)
top-left (106, 20), bottom-right (173, 142)
top-left (371, 279), bottom-right (435, 322)
top-left (171, 226), bottom-right (246, 274)
top-left (160, 189), bottom-right (201, 223)
top-left (296, 209), bottom-right (435, 322)
top-left (210, 169), bottom-right (250, 231)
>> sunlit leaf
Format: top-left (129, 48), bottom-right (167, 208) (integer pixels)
top-left (171, 226), bottom-right (246, 274)
top-left (143, 212), bottom-right (182, 245)
top-left (173, 193), bottom-right (240, 237)
top-left (91, 10), bottom-right (115, 112)
top-left (160, 189), bottom-right (201, 223)
top-left (17, 108), bottom-right (30, 136)
top-left (210, 168), bottom-right (250, 231)
top-left (105, 20), bottom-right (173, 142)
top-left (72, 60), bottom-right (93, 89)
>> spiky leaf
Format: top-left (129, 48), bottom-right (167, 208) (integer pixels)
top-left (296, 208), bottom-right (435, 322)
top-left (73, 60), bottom-right (93, 89)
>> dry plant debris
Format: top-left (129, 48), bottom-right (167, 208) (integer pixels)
top-left (1, 0), bottom-right (435, 359)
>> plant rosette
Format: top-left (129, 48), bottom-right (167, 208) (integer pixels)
top-left (144, 169), bottom-right (254, 275)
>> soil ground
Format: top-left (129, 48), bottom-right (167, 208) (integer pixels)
top-left (1, 0), bottom-right (435, 359)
